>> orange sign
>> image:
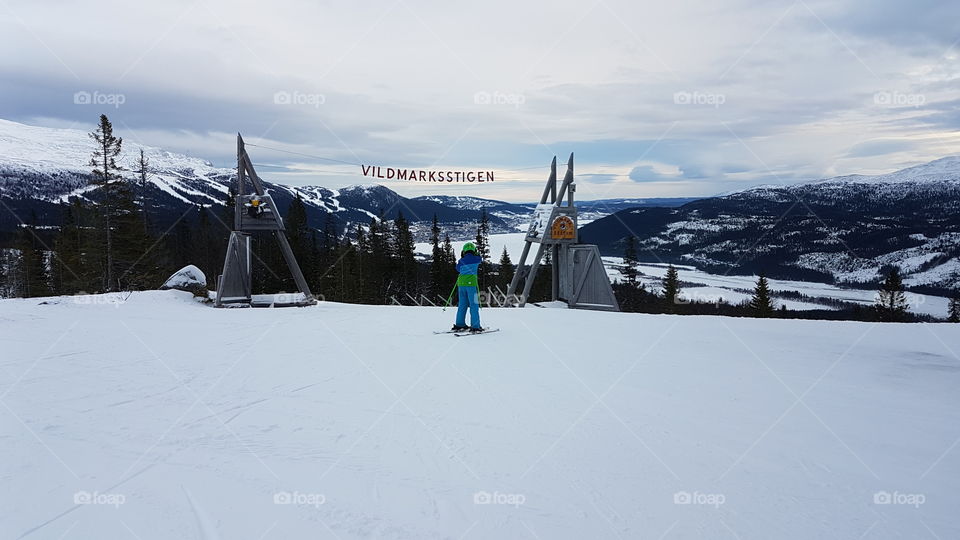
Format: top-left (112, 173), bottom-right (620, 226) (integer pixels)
top-left (550, 215), bottom-right (576, 240)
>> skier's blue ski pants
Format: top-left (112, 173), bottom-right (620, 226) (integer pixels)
top-left (455, 286), bottom-right (481, 329)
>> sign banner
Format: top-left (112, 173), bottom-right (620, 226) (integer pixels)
top-left (361, 165), bottom-right (495, 183)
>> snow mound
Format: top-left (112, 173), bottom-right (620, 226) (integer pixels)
top-left (160, 264), bottom-right (207, 294)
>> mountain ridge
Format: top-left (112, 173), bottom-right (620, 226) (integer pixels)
top-left (580, 158), bottom-right (960, 292)
top-left (0, 118), bottom-right (693, 240)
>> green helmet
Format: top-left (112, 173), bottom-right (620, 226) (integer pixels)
top-left (462, 242), bottom-right (477, 253)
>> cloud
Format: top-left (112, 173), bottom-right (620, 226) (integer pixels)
top-left (628, 165), bottom-right (681, 182)
top-left (578, 173), bottom-right (620, 184)
top-left (846, 139), bottom-right (917, 158)
top-left (805, 0), bottom-right (960, 51)
top-left (0, 0), bottom-right (957, 201)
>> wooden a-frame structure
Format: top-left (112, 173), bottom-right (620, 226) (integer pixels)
top-left (214, 135), bottom-right (316, 307)
top-left (506, 154), bottom-right (618, 311)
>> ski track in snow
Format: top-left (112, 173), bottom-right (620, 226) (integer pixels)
top-left (1, 291), bottom-right (959, 539)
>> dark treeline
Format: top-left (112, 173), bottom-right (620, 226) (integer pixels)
top-left (251, 203), bottom-right (515, 305)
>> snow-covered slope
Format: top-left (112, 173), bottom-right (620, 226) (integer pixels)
top-left (808, 156), bottom-right (960, 186)
top-left (2, 291), bottom-right (958, 539)
top-left (0, 118), bottom-right (233, 204)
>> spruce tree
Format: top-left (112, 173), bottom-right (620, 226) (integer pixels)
top-left (134, 148), bottom-right (151, 234)
top-left (662, 264), bottom-right (680, 309)
top-left (498, 246), bottom-right (514, 292)
top-left (475, 208), bottom-right (492, 283)
top-left (749, 275), bottom-right (775, 317)
top-left (321, 213), bottom-right (337, 258)
top-left (429, 214), bottom-right (444, 296)
top-left (170, 213), bottom-right (195, 272)
top-left (53, 200), bottom-right (88, 294)
top-left (89, 114), bottom-right (124, 291)
top-left (441, 234), bottom-right (457, 301)
top-left (15, 216), bottom-right (51, 298)
top-left (221, 189), bottom-right (236, 231)
top-left (114, 179), bottom-right (161, 290)
top-left (393, 211), bottom-right (417, 300)
top-left (0, 251), bottom-right (6, 298)
top-left (5, 244), bottom-right (24, 297)
top-left (528, 249), bottom-right (554, 303)
top-left (192, 206), bottom-right (219, 286)
top-left (354, 223), bottom-right (368, 303)
top-left (948, 295), bottom-right (960, 323)
top-left (285, 194), bottom-right (313, 285)
top-left (317, 213), bottom-right (339, 297)
top-left (876, 268), bottom-right (908, 322)
top-left (613, 280), bottom-right (654, 313)
top-left (622, 236), bottom-right (639, 284)
top-left (364, 217), bottom-right (388, 302)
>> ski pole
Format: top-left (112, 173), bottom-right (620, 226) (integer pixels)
top-left (442, 282), bottom-right (458, 311)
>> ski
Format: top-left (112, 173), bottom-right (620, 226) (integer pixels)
top-left (453, 328), bottom-right (500, 337)
top-left (433, 330), bottom-right (462, 334)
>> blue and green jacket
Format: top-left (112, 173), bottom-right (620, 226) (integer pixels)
top-left (456, 253), bottom-right (482, 287)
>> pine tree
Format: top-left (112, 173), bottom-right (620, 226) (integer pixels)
top-left (662, 264), bottom-right (680, 309)
top-left (134, 148), bottom-right (151, 234)
top-left (876, 268), bottom-right (908, 322)
top-left (497, 246), bottom-right (514, 292)
top-left (112, 179), bottom-right (158, 290)
top-left (613, 280), bottom-right (653, 313)
top-left (429, 214), bottom-right (444, 296)
top-left (221, 189), bottom-right (236, 232)
top-left (53, 200), bottom-right (88, 294)
top-left (622, 236), bottom-right (639, 284)
top-left (321, 213), bottom-right (337, 258)
top-left (0, 251), bottom-right (7, 298)
top-left (285, 194), bottom-right (314, 286)
top-left (393, 211), bottom-right (417, 300)
top-left (15, 215), bottom-right (51, 298)
top-left (317, 213), bottom-right (339, 297)
top-left (354, 224), bottom-right (367, 302)
top-left (192, 206), bottom-right (219, 286)
top-left (170, 213), bottom-right (195, 272)
top-left (0, 245), bottom-right (18, 298)
top-left (475, 208), bottom-right (492, 283)
top-left (749, 275), bottom-right (775, 317)
top-left (948, 295), bottom-right (960, 323)
top-left (205, 189), bottom-right (234, 279)
top-left (364, 217), bottom-right (388, 303)
top-left (89, 114), bottom-right (124, 291)
top-left (441, 234), bottom-right (457, 302)
top-left (529, 249), bottom-right (554, 302)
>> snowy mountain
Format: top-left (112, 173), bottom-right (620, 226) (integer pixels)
top-left (580, 158), bottom-right (960, 292)
top-left (0, 119), bottom-right (692, 242)
top-left (0, 119), bottom-right (505, 238)
top-left (3, 290), bottom-right (958, 538)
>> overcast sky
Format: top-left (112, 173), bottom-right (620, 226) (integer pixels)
top-left (2, 0), bottom-right (958, 201)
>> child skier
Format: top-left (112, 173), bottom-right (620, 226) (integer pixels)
top-left (452, 242), bottom-right (482, 332)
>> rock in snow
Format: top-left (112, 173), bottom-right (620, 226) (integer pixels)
top-left (160, 265), bottom-right (207, 295)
